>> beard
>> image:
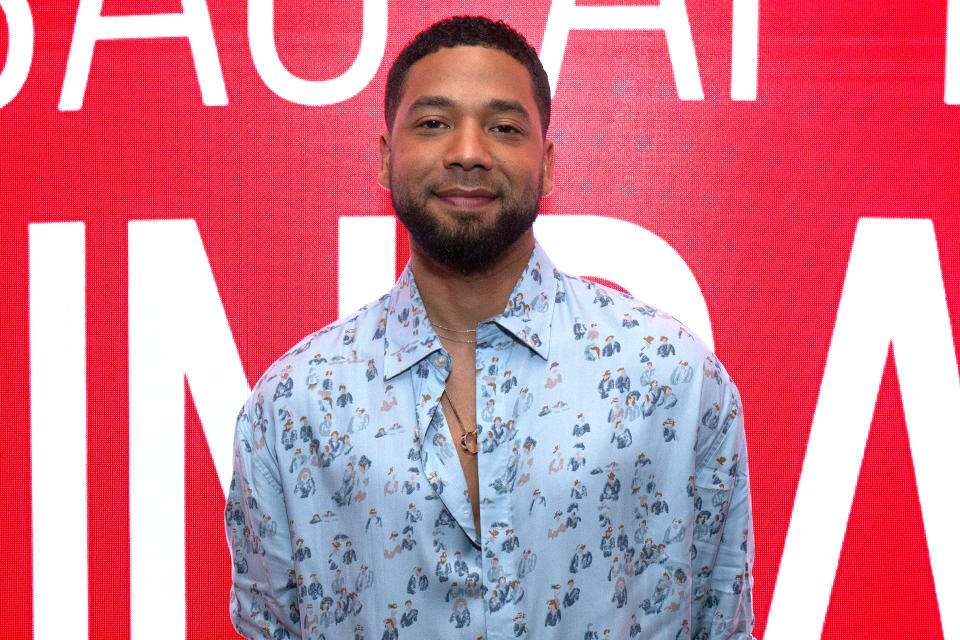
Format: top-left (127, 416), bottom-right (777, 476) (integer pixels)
top-left (391, 173), bottom-right (543, 276)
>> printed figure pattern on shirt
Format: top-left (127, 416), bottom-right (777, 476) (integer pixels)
top-left (226, 242), bottom-right (755, 640)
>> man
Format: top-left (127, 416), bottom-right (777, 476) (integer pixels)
top-left (226, 15), bottom-right (754, 639)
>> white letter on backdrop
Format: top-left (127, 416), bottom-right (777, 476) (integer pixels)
top-left (338, 216), bottom-right (396, 318)
top-left (0, 0), bottom-right (34, 108)
top-left (59, 0), bottom-right (226, 110)
top-left (29, 222), bottom-right (88, 640)
top-left (248, 0), bottom-right (387, 105)
top-left (128, 220), bottom-right (249, 640)
top-left (765, 218), bottom-right (960, 639)
top-left (731, 0), bottom-right (758, 100)
top-left (947, 0), bottom-right (959, 103)
top-left (539, 0), bottom-right (703, 99)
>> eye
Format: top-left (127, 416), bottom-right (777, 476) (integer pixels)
top-left (417, 119), bottom-right (447, 130)
top-left (491, 124), bottom-right (523, 135)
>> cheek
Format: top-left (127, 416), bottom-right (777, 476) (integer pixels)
top-left (502, 154), bottom-right (544, 183)
top-left (392, 153), bottom-right (433, 186)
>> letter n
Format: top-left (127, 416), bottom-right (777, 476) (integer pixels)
top-left (128, 219), bottom-right (249, 639)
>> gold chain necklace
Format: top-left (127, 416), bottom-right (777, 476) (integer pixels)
top-left (433, 323), bottom-right (477, 344)
top-left (434, 331), bottom-right (477, 344)
top-left (441, 390), bottom-right (479, 455)
top-left (431, 320), bottom-right (477, 333)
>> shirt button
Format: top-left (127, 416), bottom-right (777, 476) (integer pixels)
top-left (435, 355), bottom-right (448, 368)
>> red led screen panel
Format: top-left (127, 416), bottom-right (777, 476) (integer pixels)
top-left (1, 0), bottom-right (958, 638)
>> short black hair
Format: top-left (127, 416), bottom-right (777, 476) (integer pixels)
top-left (384, 16), bottom-right (551, 137)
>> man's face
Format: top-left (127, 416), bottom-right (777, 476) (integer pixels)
top-left (379, 46), bottom-right (554, 275)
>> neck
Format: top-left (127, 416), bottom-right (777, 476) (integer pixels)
top-left (410, 230), bottom-right (534, 331)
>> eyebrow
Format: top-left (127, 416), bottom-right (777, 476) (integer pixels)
top-left (485, 99), bottom-right (531, 121)
top-left (409, 95), bottom-right (455, 110)
top-left (408, 96), bottom-right (532, 121)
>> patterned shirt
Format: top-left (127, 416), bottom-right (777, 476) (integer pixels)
top-left (226, 242), bottom-right (755, 640)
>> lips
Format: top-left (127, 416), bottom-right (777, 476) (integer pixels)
top-left (434, 187), bottom-right (498, 210)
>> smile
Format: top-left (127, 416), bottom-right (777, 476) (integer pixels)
top-left (434, 188), bottom-right (498, 210)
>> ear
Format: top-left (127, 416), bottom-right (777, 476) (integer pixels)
top-left (377, 131), bottom-right (391, 191)
top-left (541, 138), bottom-right (555, 197)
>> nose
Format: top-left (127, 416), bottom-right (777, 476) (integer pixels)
top-left (443, 121), bottom-right (492, 171)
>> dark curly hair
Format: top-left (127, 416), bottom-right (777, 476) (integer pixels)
top-left (384, 16), bottom-right (551, 137)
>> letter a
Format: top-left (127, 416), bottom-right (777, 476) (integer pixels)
top-left (765, 218), bottom-right (960, 639)
top-left (540, 0), bottom-right (703, 99)
top-left (59, 0), bottom-right (226, 110)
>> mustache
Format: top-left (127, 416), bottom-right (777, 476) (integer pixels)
top-left (430, 170), bottom-right (501, 191)
top-left (431, 179), bottom-right (502, 194)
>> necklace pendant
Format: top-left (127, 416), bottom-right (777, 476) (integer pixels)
top-left (460, 430), bottom-right (479, 455)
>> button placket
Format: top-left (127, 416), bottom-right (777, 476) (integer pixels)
top-left (418, 348), bottom-right (478, 545)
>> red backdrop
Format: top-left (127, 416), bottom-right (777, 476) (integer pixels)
top-left (1, 0), bottom-right (958, 638)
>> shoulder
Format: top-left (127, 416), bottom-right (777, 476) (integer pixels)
top-left (259, 293), bottom-right (391, 383)
top-left (242, 293), bottom-right (393, 421)
top-left (556, 269), bottom-right (712, 357)
top-left (555, 267), bottom-right (741, 410)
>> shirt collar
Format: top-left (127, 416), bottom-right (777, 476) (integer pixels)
top-left (383, 269), bottom-right (442, 380)
top-left (383, 241), bottom-right (557, 379)
top-left (488, 241), bottom-right (555, 361)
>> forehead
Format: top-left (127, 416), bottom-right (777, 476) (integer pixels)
top-left (398, 45), bottom-right (538, 113)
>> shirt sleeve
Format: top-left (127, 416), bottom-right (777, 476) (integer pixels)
top-left (691, 375), bottom-right (756, 639)
top-left (225, 390), bottom-right (302, 640)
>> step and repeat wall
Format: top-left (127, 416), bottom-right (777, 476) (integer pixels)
top-left (1, 0), bottom-right (958, 637)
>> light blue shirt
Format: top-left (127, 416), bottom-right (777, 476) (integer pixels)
top-left (226, 242), bottom-right (755, 640)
